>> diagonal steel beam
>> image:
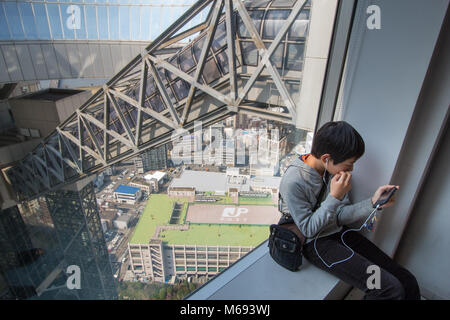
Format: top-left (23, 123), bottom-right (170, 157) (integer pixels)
top-left (57, 130), bottom-right (83, 173)
top-left (160, 22), bottom-right (209, 49)
top-left (79, 111), bottom-right (136, 150)
top-left (147, 59), bottom-right (181, 126)
top-left (106, 91), bottom-right (137, 146)
top-left (135, 59), bottom-right (148, 147)
top-left (233, 0), bottom-right (307, 120)
top-left (45, 143), bottom-right (78, 178)
top-left (57, 127), bottom-right (105, 165)
top-left (225, 0), bottom-right (238, 103)
top-left (181, 0), bottom-right (224, 125)
top-left (78, 111), bottom-right (106, 165)
top-left (148, 55), bottom-right (232, 109)
top-left (103, 94), bottom-right (111, 161)
top-left (108, 87), bottom-right (178, 130)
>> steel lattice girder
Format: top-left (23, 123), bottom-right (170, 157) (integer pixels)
top-left (6, 0), bottom-right (309, 201)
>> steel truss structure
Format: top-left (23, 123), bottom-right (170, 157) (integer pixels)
top-left (6, 0), bottom-right (310, 200)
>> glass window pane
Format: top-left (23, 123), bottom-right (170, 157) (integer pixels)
top-left (266, 41), bottom-right (284, 70)
top-left (172, 79), bottom-right (189, 101)
top-left (109, 6), bottom-right (119, 40)
top-left (215, 50), bottom-right (229, 74)
top-left (211, 22), bottom-right (227, 52)
top-left (86, 6), bottom-right (98, 40)
top-left (149, 95), bottom-right (166, 113)
top-left (263, 10), bottom-right (290, 40)
top-left (60, 4), bottom-right (75, 40)
top-left (288, 10), bottom-right (310, 40)
top-left (167, 56), bottom-right (179, 81)
top-left (0, 5), bottom-right (10, 40)
top-left (75, 4), bottom-right (87, 39)
top-left (4, 2), bottom-right (25, 40)
top-left (179, 49), bottom-right (196, 73)
top-left (237, 10), bottom-right (264, 38)
top-left (160, 7), bottom-right (172, 33)
top-left (140, 6), bottom-right (151, 41)
top-left (270, 0), bottom-right (296, 7)
top-left (33, 4), bottom-right (51, 39)
top-left (150, 7), bottom-right (161, 40)
top-left (119, 6), bottom-right (130, 40)
top-left (18, 3), bottom-right (38, 40)
top-left (130, 6), bottom-right (140, 40)
top-left (245, 0), bottom-right (272, 8)
top-left (240, 41), bottom-right (258, 66)
top-left (193, 36), bottom-right (206, 62)
top-left (47, 4), bottom-right (63, 39)
top-left (145, 77), bottom-right (156, 97)
top-left (286, 43), bottom-right (304, 71)
top-left (97, 6), bottom-right (108, 39)
top-left (202, 58), bottom-right (221, 84)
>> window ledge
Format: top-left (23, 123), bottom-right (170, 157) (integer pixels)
top-left (186, 239), bottom-right (350, 300)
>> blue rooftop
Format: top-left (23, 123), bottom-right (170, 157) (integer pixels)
top-left (114, 185), bottom-right (140, 195)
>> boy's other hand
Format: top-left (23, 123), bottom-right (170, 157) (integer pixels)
top-left (330, 171), bottom-right (352, 201)
top-left (371, 185), bottom-right (399, 209)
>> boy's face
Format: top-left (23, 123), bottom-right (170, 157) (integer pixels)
top-left (327, 157), bottom-right (357, 175)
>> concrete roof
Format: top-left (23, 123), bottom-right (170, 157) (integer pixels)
top-left (144, 171), bottom-right (167, 181)
top-left (169, 170), bottom-right (227, 193)
top-left (169, 169), bottom-right (281, 193)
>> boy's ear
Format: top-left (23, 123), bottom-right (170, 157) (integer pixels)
top-left (320, 154), bottom-right (331, 163)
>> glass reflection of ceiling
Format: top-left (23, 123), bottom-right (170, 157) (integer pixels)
top-left (0, 0), bottom-right (200, 41)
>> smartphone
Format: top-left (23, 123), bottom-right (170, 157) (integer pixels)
top-left (373, 187), bottom-right (398, 209)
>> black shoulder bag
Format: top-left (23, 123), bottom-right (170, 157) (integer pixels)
top-left (268, 173), bottom-right (328, 271)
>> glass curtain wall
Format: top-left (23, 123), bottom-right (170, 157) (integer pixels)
top-left (0, 0), bottom-right (200, 42)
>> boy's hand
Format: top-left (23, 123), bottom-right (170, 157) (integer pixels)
top-left (371, 185), bottom-right (399, 209)
top-left (330, 171), bottom-right (352, 201)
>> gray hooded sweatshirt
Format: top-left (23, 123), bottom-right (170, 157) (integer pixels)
top-left (278, 156), bottom-right (374, 244)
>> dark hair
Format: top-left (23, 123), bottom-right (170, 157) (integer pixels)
top-left (310, 121), bottom-right (365, 164)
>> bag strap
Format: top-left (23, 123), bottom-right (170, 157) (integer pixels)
top-left (278, 168), bottom-right (329, 219)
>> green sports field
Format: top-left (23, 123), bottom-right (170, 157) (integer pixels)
top-left (129, 194), bottom-right (271, 246)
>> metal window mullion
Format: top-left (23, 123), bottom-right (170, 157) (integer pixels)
top-left (44, 3), bottom-right (53, 39)
top-left (16, 2), bottom-right (28, 40)
top-left (95, 5), bottom-right (100, 40)
top-left (181, 0), bottom-right (224, 124)
top-left (1, 3), bottom-right (13, 40)
top-left (58, 3), bottom-right (65, 39)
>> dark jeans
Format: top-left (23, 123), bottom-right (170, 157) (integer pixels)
top-left (303, 227), bottom-right (421, 300)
